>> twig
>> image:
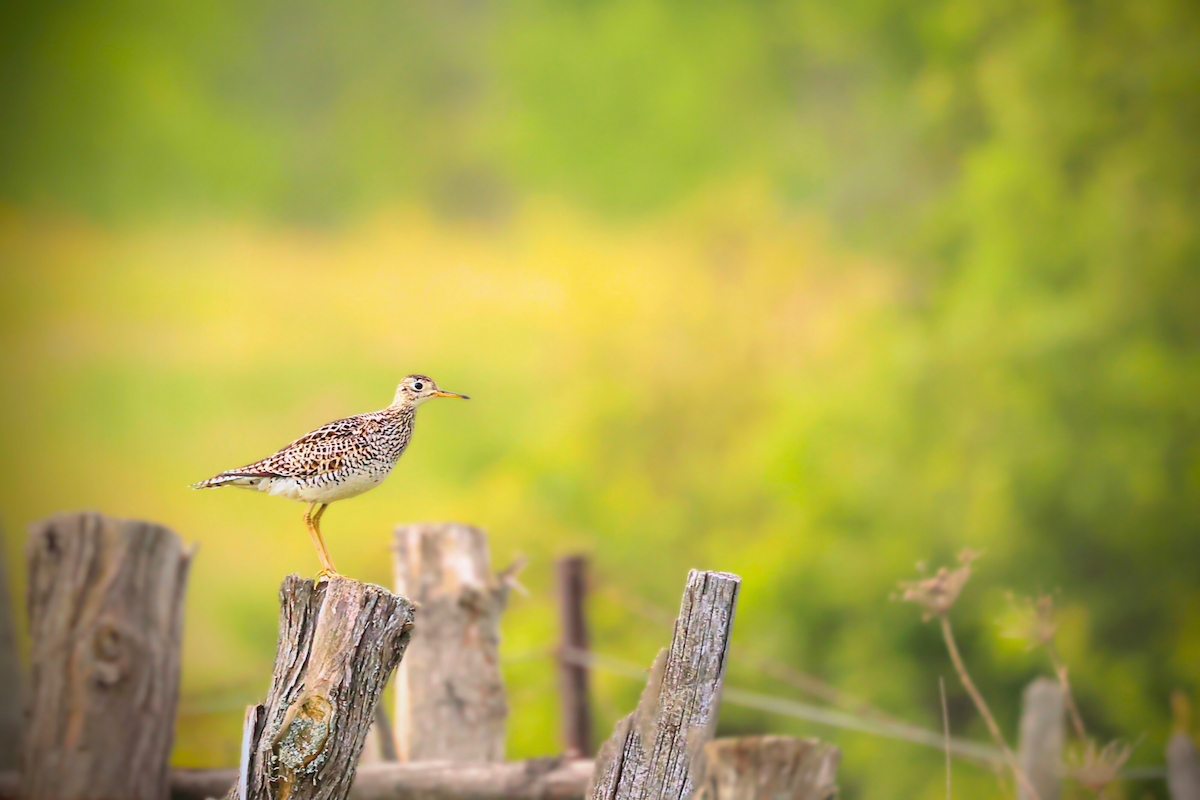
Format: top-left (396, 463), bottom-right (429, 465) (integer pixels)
top-left (941, 677), bottom-right (952, 800)
top-left (940, 616), bottom-right (1042, 800)
top-left (1046, 641), bottom-right (1088, 742)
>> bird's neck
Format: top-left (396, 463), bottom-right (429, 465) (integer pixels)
top-left (383, 402), bottom-right (416, 422)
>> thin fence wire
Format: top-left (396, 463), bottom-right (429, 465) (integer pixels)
top-left (558, 647), bottom-right (1166, 781)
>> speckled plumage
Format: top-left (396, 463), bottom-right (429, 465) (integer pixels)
top-left (192, 374), bottom-right (469, 577)
top-left (192, 404), bottom-right (416, 503)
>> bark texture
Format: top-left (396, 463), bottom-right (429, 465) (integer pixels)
top-left (22, 512), bottom-right (192, 800)
top-left (588, 570), bottom-right (741, 800)
top-left (166, 759), bottom-right (592, 800)
top-left (1016, 678), bottom-right (1064, 800)
top-left (392, 523), bottom-right (517, 762)
top-left (692, 737), bottom-right (840, 800)
top-left (232, 576), bottom-right (416, 800)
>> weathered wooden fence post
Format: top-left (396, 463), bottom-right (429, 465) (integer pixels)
top-left (589, 569), bottom-right (741, 800)
top-left (21, 512), bottom-right (192, 800)
top-left (557, 555), bottom-right (593, 758)
top-left (392, 522), bottom-right (519, 762)
top-left (692, 736), bottom-right (840, 800)
top-left (230, 576), bottom-right (416, 800)
top-left (1168, 732), bottom-right (1200, 800)
top-left (0, 527), bottom-right (22, 771)
top-left (1168, 693), bottom-right (1200, 800)
top-left (1016, 677), bottom-right (1064, 800)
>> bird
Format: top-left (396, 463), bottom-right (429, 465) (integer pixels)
top-left (192, 374), bottom-right (469, 579)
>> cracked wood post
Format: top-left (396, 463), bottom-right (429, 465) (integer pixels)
top-left (0, 525), bottom-right (22, 771)
top-left (588, 570), bottom-right (740, 800)
top-left (230, 575), bottom-right (416, 800)
top-left (1016, 677), bottom-right (1064, 800)
top-left (21, 512), bottom-right (192, 800)
top-left (692, 736), bottom-right (840, 800)
top-left (557, 555), bottom-right (593, 758)
top-left (392, 522), bottom-right (519, 762)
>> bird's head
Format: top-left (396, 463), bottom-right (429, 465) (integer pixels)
top-left (393, 374), bottom-right (469, 407)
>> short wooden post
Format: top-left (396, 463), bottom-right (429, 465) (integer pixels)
top-left (557, 555), bottom-right (593, 757)
top-left (21, 512), bottom-right (192, 800)
top-left (1168, 733), bottom-right (1200, 800)
top-left (1016, 677), bottom-right (1064, 800)
top-left (589, 570), bottom-right (741, 800)
top-left (231, 576), bottom-right (416, 800)
top-left (392, 522), bottom-right (518, 762)
top-left (692, 736), bottom-right (840, 800)
top-left (0, 528), bottom-right (22, 771)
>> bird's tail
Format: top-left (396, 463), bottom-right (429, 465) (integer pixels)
top-left (190, 473), bottom-right (261, 490)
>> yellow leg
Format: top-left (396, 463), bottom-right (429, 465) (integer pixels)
top-left (304, 502), bottom-right (341, 580)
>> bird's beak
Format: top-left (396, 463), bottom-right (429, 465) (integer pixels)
top-left (433, 390), bottom-right (470, 399)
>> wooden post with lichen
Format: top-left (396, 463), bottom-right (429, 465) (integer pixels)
top-left (230, 576), bottom-right (416, 800)
top-left (588, 570), bottom-right (740, 800)
top-left (21, 512), bottom-right (192, 800)
top-left (692, 736), bottom-right (840, 800)
top-left (392, 522), bottom-right (521, 762)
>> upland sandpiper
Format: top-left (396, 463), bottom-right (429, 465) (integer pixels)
top-left (192, 374), bottom-right (468, 579)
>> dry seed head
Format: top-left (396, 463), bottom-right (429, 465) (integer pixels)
top-left (1069, 738), bottom-right (1136, 793)
top-left (1001, 593), bottom-right (1059, 650)
top-left (896, 549), bottom-right (981, 620)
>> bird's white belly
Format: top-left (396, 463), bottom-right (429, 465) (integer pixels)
top-left (260, 468), bottom-right (391, 504)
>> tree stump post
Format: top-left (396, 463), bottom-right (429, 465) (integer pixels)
top-left (1016, 677), bottom-right (1064, 800)
top-left (589, 570), bottom-right (741, 800)
top-left (392, 522), bottom-right (520, 763)
top-left (231, 576), bottom-right (416, 800)
top-left (21, 512), bottom-right (192, 800)
top-left (692, 736), bottom-right (840, 800)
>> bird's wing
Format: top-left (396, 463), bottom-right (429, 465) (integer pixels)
top-left (221, 414), bottom-right (381, 478)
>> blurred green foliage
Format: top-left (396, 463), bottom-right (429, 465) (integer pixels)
top-left (1, 0), bottom-right (1199, 798)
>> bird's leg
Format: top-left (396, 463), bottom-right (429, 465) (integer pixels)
top-left (304, 502), bottom-right (341, 581)
top-left (310, 503), bottom-right (341, 581)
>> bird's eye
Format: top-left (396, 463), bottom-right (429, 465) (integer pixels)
top-left (413, 382), bottom-right (424, 391)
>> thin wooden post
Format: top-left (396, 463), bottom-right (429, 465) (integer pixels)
top-left (692, 736), bottom-right (840, 800)
top-left (1168, 734), bottom-right (1200, 800)
top-left (1016, 677), bottom-right (1064, 800)
top-left (557, 555), bottom-right (593, 757)
top-left (21, 512), bottom-right (192, 800)
top-left (392, 522), bottom-right (519, 762)
top-left (231, 576), bottom-right (416, 800)
top-left (589, 570), bottom-right (741, 800)
top-left (0, 527), bottom-right (22, 771)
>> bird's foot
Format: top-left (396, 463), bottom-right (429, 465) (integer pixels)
top-left (316, 567), bottom-right (344, 582)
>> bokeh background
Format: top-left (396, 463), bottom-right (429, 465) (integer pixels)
top-left (2, 0), bottom-right (1198, 797)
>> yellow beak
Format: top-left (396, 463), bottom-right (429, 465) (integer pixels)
top-left (433, 389), bottom-right (470, 399)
